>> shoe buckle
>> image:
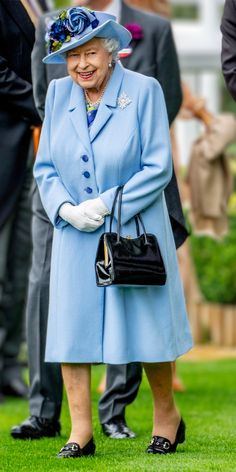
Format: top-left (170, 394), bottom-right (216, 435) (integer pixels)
top-left (71, 444), bottom-right (78, 451)
top-left (163, 441), bottom-right (170, 450)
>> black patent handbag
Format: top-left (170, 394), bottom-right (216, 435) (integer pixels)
top-left (95, 186), bottom-right (167, 287)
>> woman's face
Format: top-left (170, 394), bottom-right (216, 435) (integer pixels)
top-left (66, 38), bottom-right (112, 92)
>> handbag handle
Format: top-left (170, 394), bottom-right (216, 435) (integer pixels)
top-left (109, 185), bottom-right (123, 232)
top-left (109, 186), bottom-right (149, 245)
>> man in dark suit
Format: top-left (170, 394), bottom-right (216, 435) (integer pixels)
top-left (11, 0), bottom-right (187, 439)
top-left (221, 0), bottom-right (236, 101)
top-left (0, 0), bottom-right (42, 399)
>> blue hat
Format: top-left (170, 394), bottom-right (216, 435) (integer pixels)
top-left (43, 7), bottom-right (132, 64)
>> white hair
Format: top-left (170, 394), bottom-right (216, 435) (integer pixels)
top-left (63, 37), bottom-right (120, 63)
top-left (101, 38), bottom-right (120, 62)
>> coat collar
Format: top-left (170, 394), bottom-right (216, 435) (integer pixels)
top-left (120, 1), bottom-right (138, 69)
top-left (68, 62), bottom-right (125, 146)
top-left (68, 81), bottom-right (91, 154)
top-left (89, 61), bottom-right (125, 142)
top-left (120, 1), bottom-right (133, 24)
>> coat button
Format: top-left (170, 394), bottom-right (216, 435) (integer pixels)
top-left (83, 171), bottom-right (90, 178)
top-left (81, 155), bottom-right (89, 162)
top-left (85, 187), bottom-right (93, 194)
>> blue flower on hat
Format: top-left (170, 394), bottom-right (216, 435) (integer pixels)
top-left (50, 18), bottom-right (68, 43)
top-left (47, 8), bottom-right (99, 54)
top-left (66, 7), bottom-right (98, 34)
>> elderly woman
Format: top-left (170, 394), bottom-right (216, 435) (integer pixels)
top-left (34, 6), bottom-right (192, 459)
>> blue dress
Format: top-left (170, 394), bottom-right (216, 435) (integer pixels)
top-left (34, 62), bottom-right (193, 364)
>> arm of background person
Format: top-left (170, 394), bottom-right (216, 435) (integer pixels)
top-left (31, 13), bottom-right (49, 120)
top-left (155, 20), bottom-right (182, 125)
top-left (221, 0), bottom-right (236, 101)
top-left (0, 54), bottom-right (40, 126)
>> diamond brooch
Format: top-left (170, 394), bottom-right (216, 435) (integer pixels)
top-left (117, 92), bottom-right (132, 109)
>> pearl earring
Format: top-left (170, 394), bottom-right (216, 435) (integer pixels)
top-left (108, 63), bottom-right (112, 68)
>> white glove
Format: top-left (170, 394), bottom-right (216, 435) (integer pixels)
top-left (78, 197), bottom-right (110, 220)
top-left (59, 202), bottom-right (104, 232)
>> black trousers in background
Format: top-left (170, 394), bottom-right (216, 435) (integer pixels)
top-left (98, 363), bottom-right (142, 424)
top-left (26, 183), bottom-right (62, 419)
top-left (0, 143), bottom-right (33, 388)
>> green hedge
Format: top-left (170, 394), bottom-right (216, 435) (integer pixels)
top-left (190, 216), bottom-right (236, 304)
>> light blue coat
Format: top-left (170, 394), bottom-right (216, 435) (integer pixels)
top-left (34, 62), bottom-right (192, 364)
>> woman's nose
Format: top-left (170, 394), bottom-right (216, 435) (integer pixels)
top-left (78, 56), bottom-right (88, 69)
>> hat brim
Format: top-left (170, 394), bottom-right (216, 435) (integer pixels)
top-left (43, 20), bottom-right (132, 64)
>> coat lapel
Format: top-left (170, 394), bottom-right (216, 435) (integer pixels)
top-left (120, 1), bottom-right (138, 70)
top-left (68, 82), bottom-right (92, 154)
top-left (89, 62), bottom-right (125, 143)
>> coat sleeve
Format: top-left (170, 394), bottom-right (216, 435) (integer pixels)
top-left (33, 80), bottom-right (77, 228)
top-left (221, 0), bottom-right (236, 101)
top-left (100, 78), bottom-right (172, 226)
top-left (0, 54), bottom-right (40, 125)
top-left (155, 21), bottom-right (182, 125)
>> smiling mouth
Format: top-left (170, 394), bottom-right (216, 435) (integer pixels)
top-left (78, 71), bottom-right (96, 80)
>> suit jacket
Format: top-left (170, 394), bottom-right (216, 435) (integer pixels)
top-left (33, 65), bottom-right (192, 363)
top-left (31, 1), bottom-right (188, 247)
top-left (0, 0), bottom-right (40, 228)
top-left (221, 0), bottom-right (236, 101)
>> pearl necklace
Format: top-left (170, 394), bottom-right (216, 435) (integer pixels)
top-left (85, 86), bottom-right (106, 107)
top-left (84, 69), bottom-right (113, 107)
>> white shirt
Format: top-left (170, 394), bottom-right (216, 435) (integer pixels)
top-left (105, 0), bottom-right (121, 22)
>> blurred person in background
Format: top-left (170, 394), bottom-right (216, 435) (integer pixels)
top-left (0, 0), bottom-right (50, 401)
top-left (221, 0), bottom-right (236, 101)
top-left (127, 0), bottom-right (171, 16)
top-left (11, 0), bottom-right (187, 439)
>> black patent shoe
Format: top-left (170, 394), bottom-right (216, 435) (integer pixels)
top-left (11, 416), bottom-right (61, 439)
top-left (102, 417), bottom-right (136, 439)
top-left (57, 437), bottom-right (96, 459)
top-left (146, 418), bottom-right (186, 455)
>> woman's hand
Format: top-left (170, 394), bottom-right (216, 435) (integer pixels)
top-left (78, 197), bottom-right (110, 220)
top-left (59, 202), bottom-right (105, 232)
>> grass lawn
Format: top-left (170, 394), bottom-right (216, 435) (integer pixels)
top-left (0, 359), bottom-right (236, 472)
